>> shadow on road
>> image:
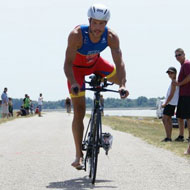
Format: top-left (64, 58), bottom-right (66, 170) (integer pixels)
top-left (46, 176), bottom-right (117, 189)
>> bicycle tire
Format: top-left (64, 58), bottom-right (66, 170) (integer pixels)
top-left (82, 117), bottom-right (93, 176)
top-left (88, 113), bottom-right (96, 178)
top-left (89, 111), bottom-right (100, 184)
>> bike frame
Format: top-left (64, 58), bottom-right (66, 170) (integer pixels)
top-left (83, 91), bottom-right (103, 180)
top-left (82, 75), bottom-right (118, 184)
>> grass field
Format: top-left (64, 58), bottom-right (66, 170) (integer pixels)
top-left (0, 112), bottom-right (35, 125)
top-left (0, 114), bottom-right (17, 124)
top-left (102, 116), bottom-right (190, 157)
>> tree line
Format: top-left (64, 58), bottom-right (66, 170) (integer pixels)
top-left (12, 96), bottom-right (163, 110)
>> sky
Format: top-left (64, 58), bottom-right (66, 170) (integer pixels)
top-left (1, 0), bottom-right (190, 101)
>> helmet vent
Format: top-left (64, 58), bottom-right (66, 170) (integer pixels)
top-left (88, 4), bottom-right (110, 21)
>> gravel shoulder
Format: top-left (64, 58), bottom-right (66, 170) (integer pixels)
top-left (0, 112), bottom-right (190, 190)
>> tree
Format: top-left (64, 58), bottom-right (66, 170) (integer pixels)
top-left (11, 96), bottom-right (158, 110)
top-left (136, 96), bottom-right (148, 107)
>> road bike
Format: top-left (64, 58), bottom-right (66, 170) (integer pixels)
top-left (81, 74), bottom-right (122, 184)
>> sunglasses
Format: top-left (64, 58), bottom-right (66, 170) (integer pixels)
top-left (167, 72), bottom-right (175, 75)
top-left (175, 54), bottom-right (182, 57)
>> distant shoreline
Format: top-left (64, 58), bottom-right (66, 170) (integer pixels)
top-left (43, 108), bottom-right (157, 117)
top-left (43, 107), bottom-right (156, 112)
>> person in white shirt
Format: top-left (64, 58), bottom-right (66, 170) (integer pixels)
top-left (38, 93), bottom-right (43, 117)
top-left (161, 67), bottom-right (179, 142)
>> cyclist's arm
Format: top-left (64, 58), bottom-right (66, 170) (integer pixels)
top-left (64, 27), bottom-right (82, 86)
top-left (108, 29), bottom-right (126, 88)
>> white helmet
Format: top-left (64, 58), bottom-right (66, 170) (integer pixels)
top-left (87, 4), bottom-right (110, 21)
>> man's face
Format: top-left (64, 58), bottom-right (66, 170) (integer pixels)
top-left (175, 51), bottom-right (185, 63)
top-left (89, 18), bottom-right (107, 38)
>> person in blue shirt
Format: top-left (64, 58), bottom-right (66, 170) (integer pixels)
top-left (1, 87), bottom-right (9, 118)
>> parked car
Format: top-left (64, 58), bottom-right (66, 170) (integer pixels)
top-left (171, 116), bottom-right (179, 128)
top-left (156, 99), bottom-right (165, 119)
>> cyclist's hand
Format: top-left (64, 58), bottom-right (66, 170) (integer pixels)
top-left (71, 83), bottom-right (80, 95)
top-left (119, 87), bottom-right (129, 99)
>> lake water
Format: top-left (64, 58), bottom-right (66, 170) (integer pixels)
top-left (44, 108), bottom-right (157, 118)
top-left (86, 109), bottom-right (157, 117)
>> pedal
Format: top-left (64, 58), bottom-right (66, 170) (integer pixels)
top-left (82, 143), bottom-right (87, 151)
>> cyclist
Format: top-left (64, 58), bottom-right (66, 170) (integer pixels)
top-left (65, 97), bottom-right (72, 113)
top-left (64, 4), bottom-right (129, 169)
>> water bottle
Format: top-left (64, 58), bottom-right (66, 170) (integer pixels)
top-left (102, 133), bottom-right (113, 154)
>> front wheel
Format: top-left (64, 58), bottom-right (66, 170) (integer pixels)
top-left (89, 112), bottom-right (100, 184)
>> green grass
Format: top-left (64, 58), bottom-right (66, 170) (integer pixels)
top-left (0, 114), bottom-right (18, 124)
top-left (101, 116), bottom-right (189, 157)
top-left (0, 112), bottom-right (35, 125)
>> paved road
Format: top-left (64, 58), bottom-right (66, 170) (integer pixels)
top-left (0, 112), bottom-right (190, 190)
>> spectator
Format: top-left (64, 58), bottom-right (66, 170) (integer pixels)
top-left (16, 106), bottom-right (27, 117)
top-left (1, 87), bottom-right (9, 118)
top-left (8, 97), bottom-right (13, 117)
top-left (29, 100), bottom-right (34, 114)
top-left (23, 94), bottom-right (30, 115)
top-left (35, 106), bottom-right (39, 114)
top-left (172, 48), bottom-right (190, 144)
top-left (38, 93), bottom-right (43, 117)
top-left (161, 67), bottom-right (179, 142)
top-left (65, 97), bottom-right (71, 113)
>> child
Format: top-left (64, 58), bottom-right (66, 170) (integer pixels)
top-left (161, 67), bottom-right (179, 142)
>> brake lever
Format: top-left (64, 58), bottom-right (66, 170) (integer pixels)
top-left (106, 82), bottom-right (114, 86)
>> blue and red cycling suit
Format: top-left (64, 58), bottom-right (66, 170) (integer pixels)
top-left (68, 25), bottom-right (116, 98)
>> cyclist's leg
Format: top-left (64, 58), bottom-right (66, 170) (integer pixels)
top-left (71, 96), bottom-right (86, 167)
top-left (67, 66), bottom-right (89, 168)
top-left (107, 73), bottom-right (120, 84)
top-left (93, 56), bottom-right (119, 84)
